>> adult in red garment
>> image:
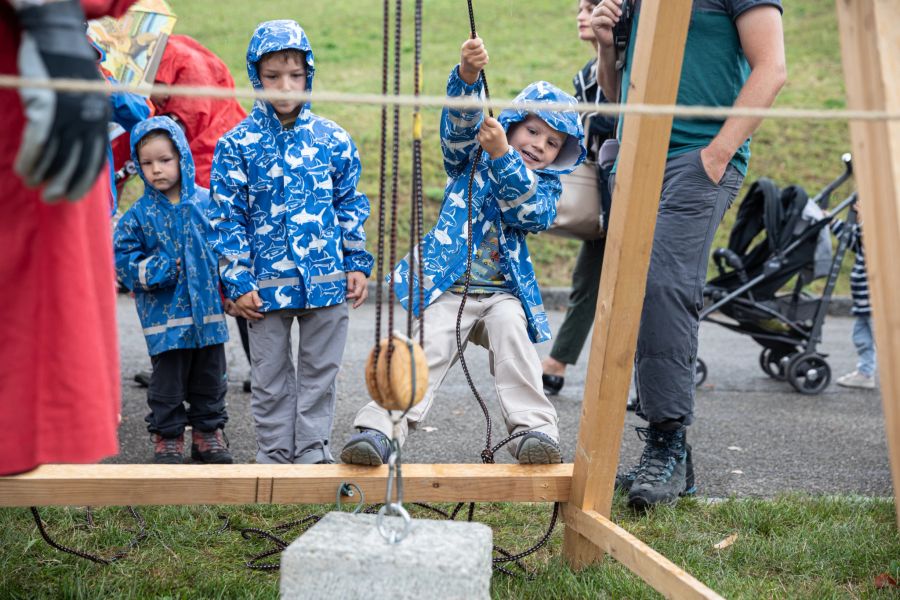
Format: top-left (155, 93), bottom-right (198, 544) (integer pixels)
top-left (151, 34), bottom-right (248, 187)
top-left (0, 0), bottom-right (138, 475)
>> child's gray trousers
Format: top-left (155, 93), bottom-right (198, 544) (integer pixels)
top-left (248, 303), bottom-right (348, 464)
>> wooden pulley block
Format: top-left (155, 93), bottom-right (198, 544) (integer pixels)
top-left (365, 334), bottom-right (428, 411)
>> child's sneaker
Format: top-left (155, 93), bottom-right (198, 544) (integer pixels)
top-left (836, 370), bottom-right (875, 389)
top-left (152, 433), bottom-right (184, 464)
top-left (191, 429), bottom-right (234, 464)
top-left (340, 429), bottom-right (391, 466)
top-left (516, 431), bottom-right (563, 464)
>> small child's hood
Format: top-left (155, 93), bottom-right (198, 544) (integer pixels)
top-left (246, 20), bottom-right (315, 115)
top-left (130, 115), bottom-right (197, 205)
top-left (498, 81), bottom-right (586, 176)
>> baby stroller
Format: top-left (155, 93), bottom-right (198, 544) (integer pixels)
top-left (696, 154), bottom-right (857, 395)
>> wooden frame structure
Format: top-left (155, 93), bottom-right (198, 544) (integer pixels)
top-left (1, 2), bottom-right (898, 598)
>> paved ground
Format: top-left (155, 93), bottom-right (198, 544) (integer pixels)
top-left (113, 294), bottom-right (893, 498)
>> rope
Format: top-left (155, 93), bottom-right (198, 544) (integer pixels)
top-left (30, 506), bottom-right (147, 565)
top-left (1, 75), bottom-right (896, 122)
top-left (372, 0), bottom-right (391, 361)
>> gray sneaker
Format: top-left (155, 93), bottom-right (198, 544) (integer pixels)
top-left (516, 431), bottom-right (563, 464)
top-left (340, 429), bottom-right (391, 466)
top-left (627, 426), bottom-right (690, 509)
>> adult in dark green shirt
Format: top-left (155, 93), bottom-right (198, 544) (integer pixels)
top-left (592, 0), bottom-right (786, 509)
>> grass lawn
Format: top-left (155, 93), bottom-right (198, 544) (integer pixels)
top-left (117, 0), bottom-right (856, 289)
top-left (1, 495), bottom-right (898, 599)
top-left (4, 2), bottom-right (883, 598)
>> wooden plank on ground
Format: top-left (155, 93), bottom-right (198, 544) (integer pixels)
top-left (835, 0), bottom-right (900, 526)
top-left (564, 0), bottom-right (692, 568)
top-left (563, 504), bottom-right (724, 600)
top-left (0, 464), bottom-right (571, 507)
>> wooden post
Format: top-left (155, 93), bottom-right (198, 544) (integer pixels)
top-left (563, 0), bottom-right (692, 568)
top-left (835, 0), bottom-right (900, 525)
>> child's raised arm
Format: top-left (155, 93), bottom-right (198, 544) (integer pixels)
top-left (440, 37), bottom-right (490, 178)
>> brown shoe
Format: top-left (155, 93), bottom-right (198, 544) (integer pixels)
top-left (191, 429), bottom-right (233, 464)
top-left (152, 433), bottom-right (184, 464)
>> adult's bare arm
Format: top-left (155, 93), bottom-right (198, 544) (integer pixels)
top-left (701, 5), bottom-right (787, 183)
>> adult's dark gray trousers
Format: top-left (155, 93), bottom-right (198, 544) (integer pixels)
top-left (613, 148), bottom-right (743, 425)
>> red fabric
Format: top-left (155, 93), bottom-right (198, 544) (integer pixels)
top-left (0, 0), bottom-right (133, 475)
top-left (153, 35), bottom-right (247, 186)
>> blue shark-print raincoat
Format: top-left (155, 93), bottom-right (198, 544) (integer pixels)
top-left (393, 69), bottom-right (586, 343)
top-left (114, 116), bottom-right (229, 356)
top-left (207, 20), bottom-right (373, 311)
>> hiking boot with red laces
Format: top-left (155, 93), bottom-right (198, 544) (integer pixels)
top-left (191, 428), bottom-right (233, 464)
top-left (152, 433), bottom-right (184, 464)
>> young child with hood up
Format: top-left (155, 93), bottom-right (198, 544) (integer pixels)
top-left (208, 20), bottom-right (373, 465)
top-left (114, 116), bottom-right (232, 465)
top-left (341, 37), bottom-right (585, 466)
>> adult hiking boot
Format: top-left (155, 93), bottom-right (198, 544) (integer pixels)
top-left (615, 436), bottom-right (695, 496)
top-left (152, 433), bottom-right (184, 464)
top-left (191, 429), bottom-right (233, 464)
top-left (626, 426), bottom-right (692, 509)
top-left (340, 429), bottom-right (391, 466)
top-left (516, 431), bottom-right (563, 464)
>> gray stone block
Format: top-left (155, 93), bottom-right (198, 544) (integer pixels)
top-left (280, 511), bottom-right (493, 600)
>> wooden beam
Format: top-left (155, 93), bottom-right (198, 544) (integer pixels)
top-left (563, 504), bottom-right (724, 600)
top-left (564, 0), bottom-right (692, 568)
top-left (835, 0), bottom-right (900, 526)
top-left (0, 463), bottom-right (571, 507)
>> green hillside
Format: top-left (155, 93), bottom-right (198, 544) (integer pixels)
top-left (158, 0), bottom-right (853, 286)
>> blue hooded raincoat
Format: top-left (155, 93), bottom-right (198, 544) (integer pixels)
top-left (207, 20), bottom-right (373, 312)
top-left (114, 116), bottom-right (229, 356)
top-left (392, 69), bottom-right (586, 343)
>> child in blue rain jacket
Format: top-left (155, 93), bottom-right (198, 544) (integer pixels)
top-left (342, 37), bottom-right (585, 466)
top-left (208, 20), bottom-right (373, 465)
top-left (115, 116), bottom-right (232, 465)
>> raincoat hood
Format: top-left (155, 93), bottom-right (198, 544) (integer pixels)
top-left (246, 20), bottom-right (315, 116)
top-left (131, 116), bottom-right (197, 204)
top-left (498, 81), bottom-right (586, 176)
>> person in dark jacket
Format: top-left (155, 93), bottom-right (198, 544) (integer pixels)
top-left (541, 0), bottom-right (617, 397)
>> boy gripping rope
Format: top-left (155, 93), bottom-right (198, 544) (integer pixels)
top-left (209, 20), bottom-right (373, 465)
top-left (114, 116), bottom-right (233, 465)
top-left (342, 37), bottom-right (585, 466)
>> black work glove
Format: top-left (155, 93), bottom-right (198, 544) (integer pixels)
top-left (14, 0), bottom-right (110, 202)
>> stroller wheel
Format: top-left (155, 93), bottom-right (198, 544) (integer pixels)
top-left (759, 348), bottom-right (789, 381)
top-left (786, 354), bottom-right (831, 395)
top-left (694, 358), bottom-right (707, 388)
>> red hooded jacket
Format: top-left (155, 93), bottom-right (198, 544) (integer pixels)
top-left (153, 35), bottom-right (247, 187)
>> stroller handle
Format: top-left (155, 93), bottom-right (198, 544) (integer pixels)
top-left (813, 153), bottom-right (854, 209)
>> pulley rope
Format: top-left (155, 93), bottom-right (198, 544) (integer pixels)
top-left (29, 506), bottom-right (147, 565)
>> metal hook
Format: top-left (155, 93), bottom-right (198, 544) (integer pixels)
top-left (335, 482), bottom-right (365, 514)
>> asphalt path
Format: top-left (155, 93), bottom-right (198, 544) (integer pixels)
top-left (113, 294), bottom-right (892, 498)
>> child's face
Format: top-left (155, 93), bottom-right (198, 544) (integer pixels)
top-left (258, 53), bottom-right (307, 116)
top-left (507, 114), bottom-right (567, 171)
top-left (138, 136), bottom-right (181, 198)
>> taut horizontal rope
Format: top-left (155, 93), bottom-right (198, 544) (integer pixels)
top-left (1, 75), bottom-right (898, 122)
